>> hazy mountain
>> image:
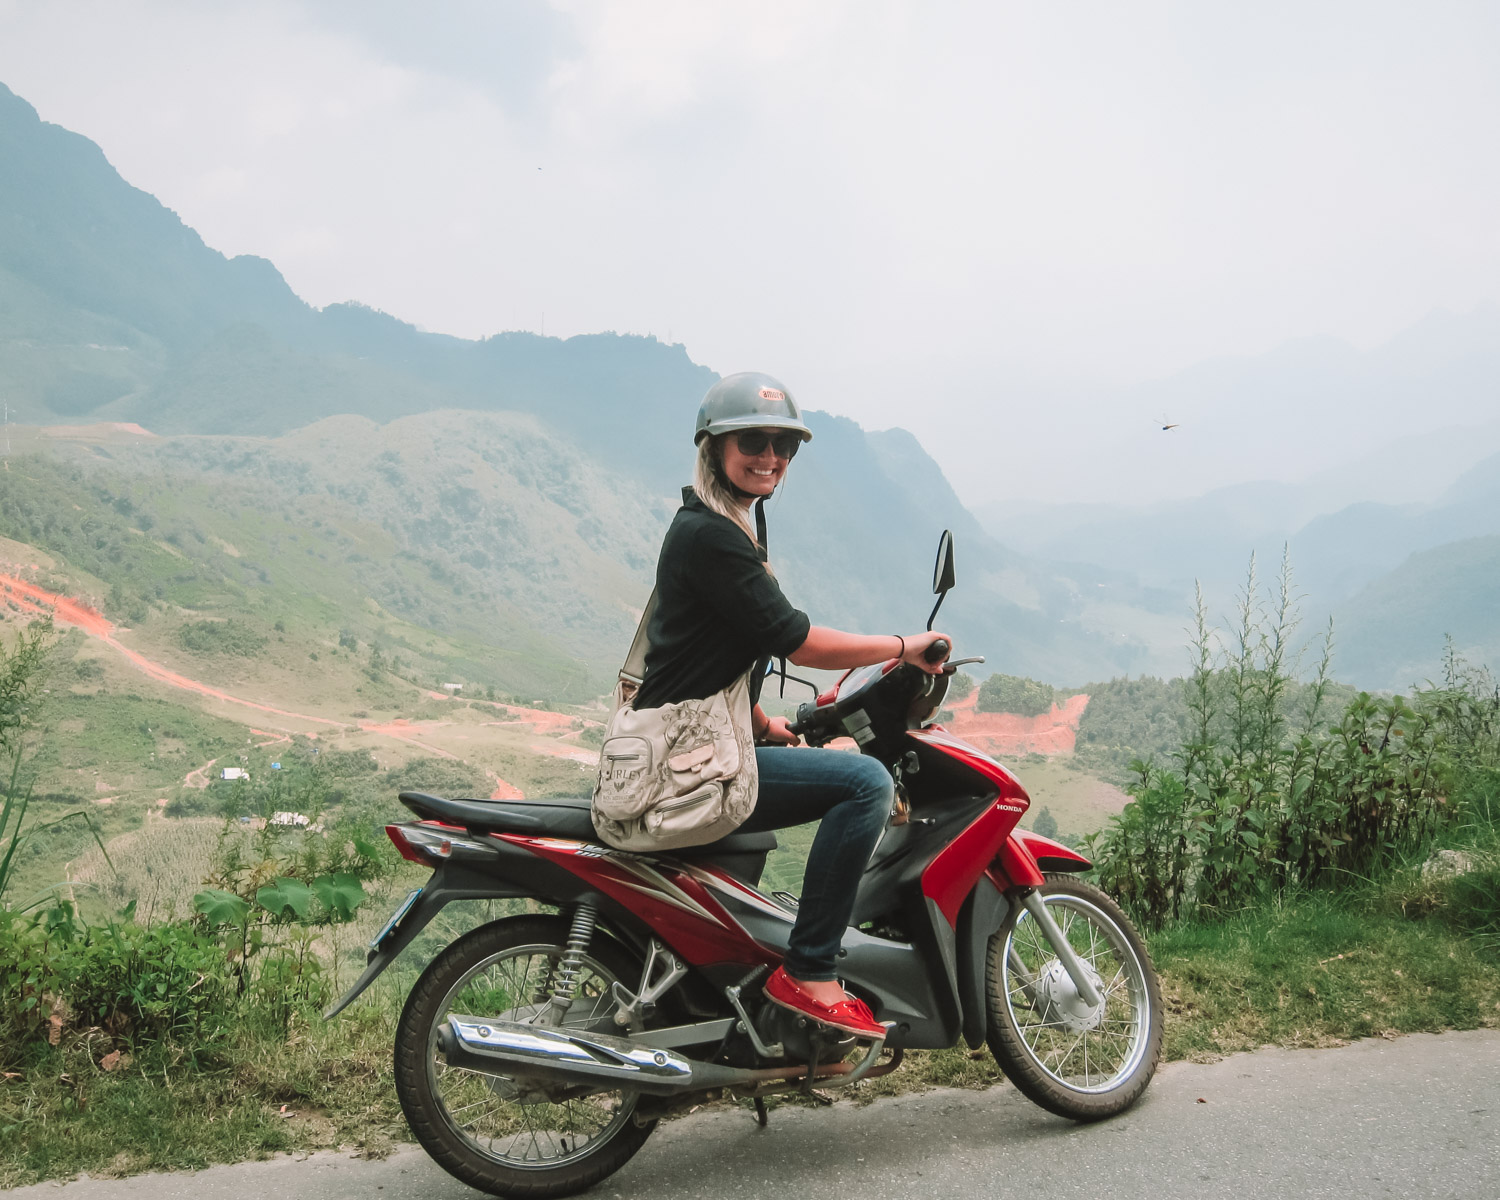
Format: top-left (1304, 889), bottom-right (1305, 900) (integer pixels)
top-left (1093, 306), bottom-right (1500, 504)
top-left (9, 76), bottom-right (1489, 692)
top-left (0, 78), bottom-right (1177, 687)
top-left (975, 426), bottom-right (1500, 686)
top-left (1334, 537), bottom-right (1500, 692)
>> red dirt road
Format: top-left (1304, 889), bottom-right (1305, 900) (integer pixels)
top-left (2, 573), bottom-right (534, 795)
top-left (944, 688), bottom-right (1090, 757)
top-left (2, 574), bottom-right (348, 729)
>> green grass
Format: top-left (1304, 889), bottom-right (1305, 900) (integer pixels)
top-left (1153, 892), bottom-right (1500, 1060)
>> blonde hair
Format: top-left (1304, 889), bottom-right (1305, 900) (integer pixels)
top-left (692, 435), bottom-right (761, 551)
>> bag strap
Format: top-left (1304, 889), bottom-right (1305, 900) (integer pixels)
top-left (619, 488), bottom-right (772, 689)
top-left (619, 589), bottom-right (657, 687)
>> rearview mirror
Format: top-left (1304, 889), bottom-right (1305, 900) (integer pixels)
top-left (928, 531), bottom-right (955, 631)
top-left (932, 531), bottom-right (956, 595)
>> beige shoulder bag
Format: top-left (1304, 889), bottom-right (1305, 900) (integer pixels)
top-left (590, 591), bottom-right (759, 851)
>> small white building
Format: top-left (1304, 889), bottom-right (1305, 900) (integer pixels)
top-left (442, 682), bottom-right (463, 692)
top-left (270, 811), bottom-right (310, 828)
top-left (221, 767), bottom-right (249, 781)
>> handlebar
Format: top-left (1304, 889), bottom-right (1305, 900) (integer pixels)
top-left (785, 639), bottom-right (957, 740)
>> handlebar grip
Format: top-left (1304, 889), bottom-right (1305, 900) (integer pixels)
top-left (924, 638), bottom-right (951, 664)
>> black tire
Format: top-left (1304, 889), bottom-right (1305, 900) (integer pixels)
top-left (986, 874), bottom-right (1163, 1121)
top-left (394, 915), bottom-right (655, 1199)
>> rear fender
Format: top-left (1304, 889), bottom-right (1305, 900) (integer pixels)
top-left (323, 860), bottom-right (535, 1019)
top-left (324, 830), bottom-right (610, 1019)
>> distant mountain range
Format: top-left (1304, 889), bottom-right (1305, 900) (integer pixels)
top-left (978, 424), bottom-right (1500, 688)
top-left (0, 80), bottom-right (1188, 689)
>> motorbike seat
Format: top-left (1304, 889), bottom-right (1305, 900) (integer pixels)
top-left (397, 792), bottom-right (778, 857)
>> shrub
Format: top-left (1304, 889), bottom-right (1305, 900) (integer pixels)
top-left (1086, 553), bottom-right (1497, 929)
top-left (176, 620), bottom-right (268, 657)
top-left (59, 917), bottom-right (232, 1042)
top-left (976, 673), bottom-right (1056, 717)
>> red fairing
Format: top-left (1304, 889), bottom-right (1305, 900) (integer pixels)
top-left (500, 835), bottom-right (777, 968)
top-left (1015, 830), bottom-right (1092, 873)
top-left (907, 727), bottom-right (1031, 803)
top-left (909, 728), bottom-right (1031, 926)
top-left (922, 801), bottom-right (1020, 926)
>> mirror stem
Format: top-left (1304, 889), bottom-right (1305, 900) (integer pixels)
top-left (927, 591), bottom-right (947, 632)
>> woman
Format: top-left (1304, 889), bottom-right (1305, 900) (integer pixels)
top-left (632, 371), bottom-right (950, 1039)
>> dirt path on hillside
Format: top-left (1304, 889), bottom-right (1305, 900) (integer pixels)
top-left (1, 575), bottom-right (348, 729)
top-left (184, 759), bottom-right (218, 789)
top-left (1, 573), bottom-right (530, 797)
top-left (944, 688), bottom-right (1090, 756)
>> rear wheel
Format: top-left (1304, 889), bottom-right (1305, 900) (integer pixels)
top-left (394, 915), bottom-right (654, 1198)
top-left (986, 875), bottom-right (1162, 1120)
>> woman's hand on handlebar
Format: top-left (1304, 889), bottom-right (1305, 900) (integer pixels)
top-left (903, 631), bottom-right (952, 674)
top-left (759, 715), bottom-right (802, 746)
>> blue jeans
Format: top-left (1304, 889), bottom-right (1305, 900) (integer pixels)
top-left (740, 747), bottom-right (894, 981)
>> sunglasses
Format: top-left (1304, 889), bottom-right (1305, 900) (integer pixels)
top-left (734, 430), bottom-right (802, 460)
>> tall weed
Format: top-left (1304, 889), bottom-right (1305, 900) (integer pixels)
top-left (1088, 552), bottom-right (1498, 928)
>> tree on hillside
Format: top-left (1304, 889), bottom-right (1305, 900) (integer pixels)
top-left (946, 671), bottom-right (975, 703)
top-left (977, 673), bottom-right (1056, 717)
top-left (0, 618), bottom-right (53, 757)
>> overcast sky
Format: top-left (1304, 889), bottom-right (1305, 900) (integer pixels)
top-left (2, 1), bottom-right (1497, 506)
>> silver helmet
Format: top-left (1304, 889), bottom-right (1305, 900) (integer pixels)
top-left (693, 372), bottom-right (813, 445)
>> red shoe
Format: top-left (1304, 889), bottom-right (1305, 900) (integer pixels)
top-left (763, 967), bottom-right (886, 1039)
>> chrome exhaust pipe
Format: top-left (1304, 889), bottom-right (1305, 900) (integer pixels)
top-left (437, 1015), bottom-right (759, 1097)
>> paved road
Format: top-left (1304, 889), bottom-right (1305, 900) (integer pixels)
top-left (10, 1030), bottom-right (1498, 1199)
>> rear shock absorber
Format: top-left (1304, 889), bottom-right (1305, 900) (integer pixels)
top-left (545, 901), bottom-right (600, 1022)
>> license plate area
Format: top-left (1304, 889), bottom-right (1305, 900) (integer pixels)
top-left (370, 888), bottom-right (423, 950)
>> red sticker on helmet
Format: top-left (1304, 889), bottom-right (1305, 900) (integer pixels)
top-left (759, 388), bottom-right (785, 402)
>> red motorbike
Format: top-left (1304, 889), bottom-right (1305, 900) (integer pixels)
top-left (328, 532), bottom-right (1163, 1198)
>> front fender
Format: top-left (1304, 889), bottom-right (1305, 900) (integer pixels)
top-left (1015, 830), bottom-right (1092, 873)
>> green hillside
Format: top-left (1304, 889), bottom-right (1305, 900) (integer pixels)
top-left (1335, 537), bottom-right (1500, 691)
top-left (0, 413), bottom-right (669, 700)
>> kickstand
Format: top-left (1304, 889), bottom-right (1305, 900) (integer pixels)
top-left (799, 1046), bottom-right (823, 1096)
top-left (753, 1096), bottom-right (768, 1127)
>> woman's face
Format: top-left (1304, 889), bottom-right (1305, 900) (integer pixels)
top-left (720, 427), bottom-right (792, 499)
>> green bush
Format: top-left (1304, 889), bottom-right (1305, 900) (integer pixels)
top-left (176, 620), bottom-right (268, 657)
top-left (0, 912), bottom-right (58, 1059)
top-left (1086, 556), bottom-right (1500, 929)
top-left (60, 918), bottom-right (232, 1041)
top-left (946, 671), bottom-right (975, 703)
top-left (976, 673), bottom-right (1056, 717)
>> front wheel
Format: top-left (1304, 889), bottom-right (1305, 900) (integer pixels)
top-left (394, 914), bottom-right (654, 1198)
top-left (986, 874), bottom-right (1163, 1120)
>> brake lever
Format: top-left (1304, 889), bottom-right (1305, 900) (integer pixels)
top-left (942, 656), bottom-right (986, 673)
